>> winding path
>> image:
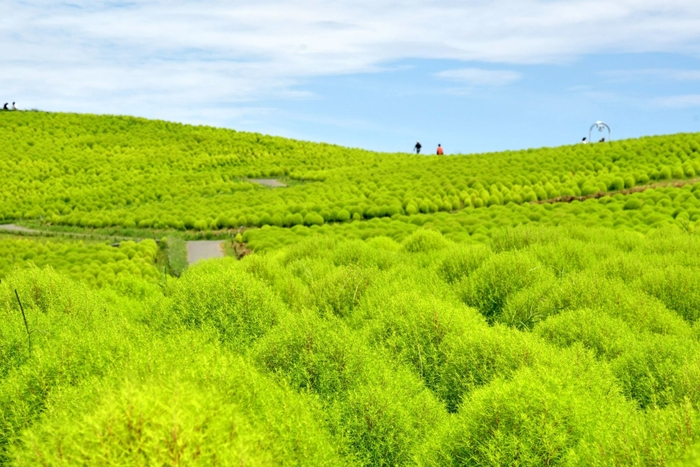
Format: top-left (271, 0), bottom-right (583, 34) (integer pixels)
top-left (248, 178), bottom-right (287, 188)
top-left (186, 241), bottom-right (224, 265)
top-left (1, 223), bottom-right (224, 266)
top-left (532, 177), bottom-right (700, 205)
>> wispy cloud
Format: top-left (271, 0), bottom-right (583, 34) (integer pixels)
top-left (654, 94), bottom-right (700, 108)
top-left (3, 0), bottom-right (700, 126)
top-left (601, 69), bottom-right (700, 82)
top-left (435, 68), bottom-right (522, 86)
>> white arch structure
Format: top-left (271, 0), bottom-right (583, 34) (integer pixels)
top-left (589, 121), bottom-right (611, 142)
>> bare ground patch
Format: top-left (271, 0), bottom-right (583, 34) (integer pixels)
top-left (248, 178), bottom-right (287, 188)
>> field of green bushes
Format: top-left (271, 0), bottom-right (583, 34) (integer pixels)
top-left (1, 112), bottom-right (699, 231)
top-left (3, 227), bottom-right (700, 465)
top-left (0, 237), bottom-right (161, 287)
top-left (2, 112), bottom-right (700, 465)
top-left (243, 181), bottom-right (700, 251)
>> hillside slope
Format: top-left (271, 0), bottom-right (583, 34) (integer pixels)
top-left (4, 112), bottom-right (700, 465)
top-left (1, 112), bottom-right (699, 231)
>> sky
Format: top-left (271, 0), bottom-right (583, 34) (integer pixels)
top-left (2, 0), bottom-right (700, 154)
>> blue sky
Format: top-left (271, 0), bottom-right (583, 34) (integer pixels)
top-left (3, 0), bottom-right (700, 154)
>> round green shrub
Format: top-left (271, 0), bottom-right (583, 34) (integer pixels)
top-left (336, 209), bottom-right (351, 222)
top-left (421, 349), bottom-right (638, 466)
top-left (169, 260), bottom-right (287, 350)
top-left (304, 212), bottom-right (325, 226)
top-left (624, 198), bottom-right (644, 210)
top-left (401, 229), bottom-right (449, 253)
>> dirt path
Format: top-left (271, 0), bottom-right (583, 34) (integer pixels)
top-left (2, 176), bottom-right (697, 254)
top-left (0, 223), bottom-right (156, 244)
top-left (0, 224), bottom-right (37, 233)
top-left (532, 177), bottom-right (700, 205)
top-left (248, 178), bottom-right (287, 188)
top-left (186, 241), bottom-right (224, 265)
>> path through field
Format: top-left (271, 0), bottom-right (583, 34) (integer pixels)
top-left (532, 176), bottom-right (700, 205)
top-left (186, 241), bottom-right (224, 265)
top-left (0, 224), bottom-right (36, 233)
top-left (2, 176), bottom-right (698, 264)
top-left (0, 224), bottom-right (149, 243)
top-left (248, 178), bottom-right (287, 187)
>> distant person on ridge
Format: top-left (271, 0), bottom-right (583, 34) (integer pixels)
top-left (599, 137), bottom-right (605, 143)
top-left (2, 103), bottom-right (7, 111)
top-left (414, 141), bottom-right (422, 154)
top-left (581, 137), bottom-right (587, 144)
top-left (437, 144), bottom-right (444, 156)
top-left (11, 102), bottom-right (17, 111)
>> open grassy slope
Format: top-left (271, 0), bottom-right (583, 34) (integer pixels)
top-left (243, 181), bottom-right (700, 251)
top-left (3, 113), bottom-right (700, 466)
top-left (1, 111), bottom-right (699, 231)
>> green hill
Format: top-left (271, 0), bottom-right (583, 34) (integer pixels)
top-left (3, 112), bottom-right (700, 466)
top-left (1, 111), bottom-right (699, 231)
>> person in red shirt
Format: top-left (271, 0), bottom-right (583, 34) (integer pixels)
top-left (437, 144), bottom-right (444, 155)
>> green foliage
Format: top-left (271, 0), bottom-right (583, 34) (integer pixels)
top-left (624, 198), bottom-right (645, 210)
top-left (246, 183), bottom-right (700, 253)
top-left (401, 229), bottom-right (450, 253)
top-left (3, 226), bottom-right (700, 464)
top-left (534, 308), bottom-right (636, 359)
top-left (2, 112), bottom-right (700, 232)
top-left (356, 284), bottom-right (487, 401)
top-left (5, 113), bottom-right (700, 464)
top-left (639, 266), bottom-right (700, 323)
top-left (435, 324), bottom-right (551, 412)
top-left (252, 311), bottom-right (446, 466)
top-left (611, 334), bottom-right (700, 409)
top-left (0, 236), bottom-right (159, 286)
top-left (460, 250), bottom-right (556, 321)
top-left (165, 235), bottom-right (188, 276)
top-left (437, 243), bottom-right (493, 283)
top-left (13, 368), bottom-right (345, 466)
top-left (168, 259), bottom-right (287, 350)
top-left (419, 348), bottom-right (640, 466)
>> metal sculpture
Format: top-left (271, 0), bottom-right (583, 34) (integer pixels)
top-left (589, 121), bottom-right (611, 142)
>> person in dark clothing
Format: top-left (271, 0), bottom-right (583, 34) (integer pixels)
top-left (599, 137), bottom-right (605, 143)
top-left (414, 141), bottom-right (422, 154)
top-left (2, 103), bottom-right (7, 110)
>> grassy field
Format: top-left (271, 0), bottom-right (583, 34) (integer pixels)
top-left (0, 236), bottom-right (161, 287)
top-left (242, 181), bottom-right (700, 251)
top-left (2, 112), bottom-right (700, 465)
top-left (2, 111), bottom-right (700, 232)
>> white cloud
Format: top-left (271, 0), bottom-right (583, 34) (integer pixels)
top-left (601, 69), bottom-right (700, 82)
top-left (436, 68), bottom-right (522, 86)
top-left (654, 95), bottom-right (700, 108)
top-left (3, 0), bottom-right (700, 124)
